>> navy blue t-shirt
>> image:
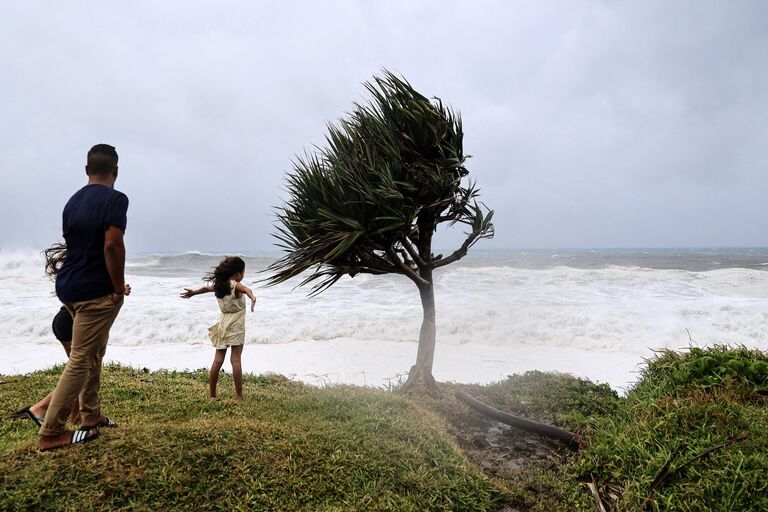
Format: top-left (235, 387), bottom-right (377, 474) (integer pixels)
top-left (55, 184), bottom-right (129, 303)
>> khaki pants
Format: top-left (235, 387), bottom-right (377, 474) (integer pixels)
top-left (40, 294), bottom-right (123, 437)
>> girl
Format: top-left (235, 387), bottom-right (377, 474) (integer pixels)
top-left (181, 256), bottom-right (256, 400)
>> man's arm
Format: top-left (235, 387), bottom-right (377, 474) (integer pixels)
top-left (104, 226), bottom-right (126, 297)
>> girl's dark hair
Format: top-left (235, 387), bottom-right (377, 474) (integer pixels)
top-left (44, 243), bottom-right (68, 278)
top-left (204, 256), bottom-right (245, 298)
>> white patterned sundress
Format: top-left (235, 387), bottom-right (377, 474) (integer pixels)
top-left (208, 280), bottom-right (245, 349)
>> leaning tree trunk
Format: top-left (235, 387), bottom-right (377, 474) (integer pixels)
top-left (403, 268), bottom-right (438, 391)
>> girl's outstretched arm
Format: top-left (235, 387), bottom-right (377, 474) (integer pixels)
top-left (180, 285), bottom-right (214, 299)
top-left (235, 282), bottom-right (257, 312)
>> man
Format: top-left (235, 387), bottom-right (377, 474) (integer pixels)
top-left (39, 144), bottom-right (131, 451)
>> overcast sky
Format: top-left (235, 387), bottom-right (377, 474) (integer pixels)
top-left (1, 1), bottom-right (766, 253)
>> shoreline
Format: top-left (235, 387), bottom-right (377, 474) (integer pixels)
top-left (1, 338), bottom-right (645, 392)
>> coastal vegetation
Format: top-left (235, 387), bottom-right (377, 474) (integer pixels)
top-left (1, 345), bottom-right (765, 511)
top-left (0, 366), bottom-right (504, 511)
top-left (266, 71), bottom-right (494, 391)
top-left (576, 345), bottom-right (768, 510)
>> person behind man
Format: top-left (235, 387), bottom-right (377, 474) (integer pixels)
top-left (8, 306), bottom-right (81, 426)
top-left (39, 144), bottom-right (131, 451)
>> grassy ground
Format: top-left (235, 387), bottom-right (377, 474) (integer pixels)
top-left (2, 345), bottom-right (766, 511)
top-left (0, 367), bottom-right (506, 511)
top-left (575, 345), bottom-right (768, 511)
top-left (420, 345), bottom-right (768, 511)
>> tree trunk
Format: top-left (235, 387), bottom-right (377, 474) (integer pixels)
top-left (403, 268), bottom-right (438, 391)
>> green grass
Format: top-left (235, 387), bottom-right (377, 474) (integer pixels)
top-left (2, 345), bottom-right (766, 511)
top-left (0, 366), bottom-right (506, 511)
top-left (413, 347), bottom-right (768, 511)
top-left (575, 345), bottom-right (768, 511)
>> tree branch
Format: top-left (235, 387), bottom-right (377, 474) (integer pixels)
top-left (432, 230), bottom-right (480, 269)
top-left (359, 252), bottom-right (398, 274)
top-left (640, 432), bottom-right (749, 509)
top-left (399, 234), bottom-right (428, 268)
top-left (347, 267), bottom-right (388, 277)
top-left (397, 247), bottom-right (415, 268)
top-left (386, 247), bottom-right (429, 285)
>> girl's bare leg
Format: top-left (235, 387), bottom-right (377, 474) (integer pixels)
top-left (29, 393), bottom-right (52, 422)
top-left (30, 341), bottom-right (80, 424)
top-left (30, 393), bottom-right (80, 424)
top-left (209, 349), bottom-right (227, 398)
top-left (230, 345), bottom-right (244, 400)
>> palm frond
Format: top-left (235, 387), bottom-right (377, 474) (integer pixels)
top-left (265, 70), bottom-right (492, 292)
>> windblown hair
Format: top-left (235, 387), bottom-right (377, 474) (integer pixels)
top-left (44, 242), bottom-right (68, 279)
top-left (204, 256), bottom-right (245, 298)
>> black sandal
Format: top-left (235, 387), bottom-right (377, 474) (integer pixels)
top-left (13, 406), bottom-right (45, 427)
top-left (6, 405), bottom-right (32, 421)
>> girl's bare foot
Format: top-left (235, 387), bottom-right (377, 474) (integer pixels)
top-left (29, 404), bottom-right (46, 421)
top-left (235, 395), bottom-right (244, 401)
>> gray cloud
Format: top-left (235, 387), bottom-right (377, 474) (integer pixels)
top-left (0, 1), bottom-right (765, 252)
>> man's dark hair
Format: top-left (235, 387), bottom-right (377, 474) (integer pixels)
top-left (86, 144), bottom-right (119, 175)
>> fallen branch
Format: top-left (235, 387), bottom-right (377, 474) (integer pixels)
top-left (648, 446), bottom-right (684, 494)
top-left (674, 432), bottom-right (749, 474)
top-left (455, 390), bottom-right (582, 449)
top-left (644, 432), bottom-right (749, 507)
top-left (587, 474), bottom-right (608, 512)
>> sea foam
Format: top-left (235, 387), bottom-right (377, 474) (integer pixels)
top-left (1, 251), bottom-right (766, 359)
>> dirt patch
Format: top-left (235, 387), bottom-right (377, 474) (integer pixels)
top-left (450, 406), bottom-right (568, 481)
top-left (410, 379), bottom-right (600, 510)
top-left (414, 383), bottom-right (571, 481)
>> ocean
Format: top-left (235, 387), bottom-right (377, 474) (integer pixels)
top-left (1, 248), bottom-right (767, 390)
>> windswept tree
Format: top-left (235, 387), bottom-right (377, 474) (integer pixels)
top-left (266, 71), bottom-right (494, 390)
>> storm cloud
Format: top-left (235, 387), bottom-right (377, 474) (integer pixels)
top-left (1, 1), bottom-right (766, 252)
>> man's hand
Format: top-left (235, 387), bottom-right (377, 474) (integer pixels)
top-left (112, 283), bottom-right (130, 305)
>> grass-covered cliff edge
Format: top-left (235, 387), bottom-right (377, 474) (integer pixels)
top-left (1, 345), bottom-right (766, 511)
